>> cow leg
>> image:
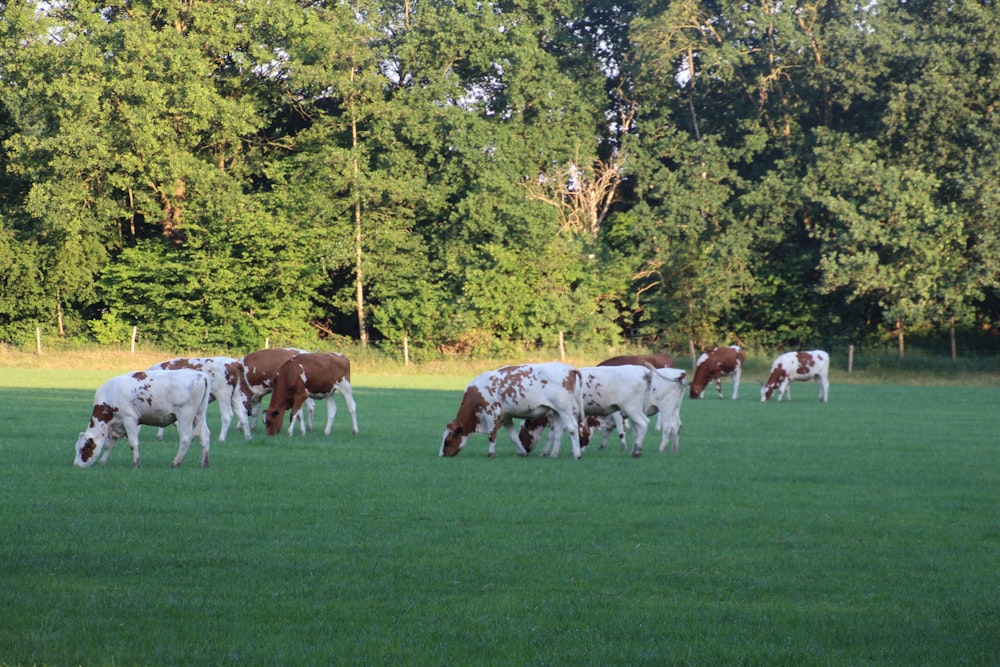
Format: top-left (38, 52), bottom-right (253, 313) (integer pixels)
top-left (232, 393), bottom-right (252, 441)
top-left (122, 421), bottom-right (143, 468)
top-left (172, 419), bottom-right (195, 468)
top-left (715, 378), bottom-right (724, 399)
top-left (731, 367), bottom-right (742, 400)
top-left (322, 394), bottom-right (337, 436)
top-left (99, 436), bottom-right (119, 467)
top-left (155, 427), bottom-right (165, 441)
top-left (612, 413), bottom-right (628, 452)
top-left (623, 410), bottom-right (650, 458)
top-left (286, 396), bottom-right (307, 437)
top-left (336, 380), bottom-right (359, 435)
top-left (501, 420), bottom-right (529, 457)
top-left (196, 411), bottom-right (211, 468)
top-left (818, 375), bottom-right (829, 402)
top-left (217, 393), bottom-right (233, 443)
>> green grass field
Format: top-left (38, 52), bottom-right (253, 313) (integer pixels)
top-left (1, 365), bottom-right (998, 665)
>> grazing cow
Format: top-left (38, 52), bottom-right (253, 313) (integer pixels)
top-left (242, 347), bottom-right (315, 432)
top-left (690, 345), bottom-right (745, 399)
top-left (264, 352), bottom-right (359, 437)
top-left (520, 364), bottom-right (687, 457)
top-left (148, 356), bottom-right (252, 442)
top-left (760, 350), bottom-right (830, 402)
top-left (74, 369), bottom-right (211, 468)
top-left (440, 362), bottom-right (584, 459)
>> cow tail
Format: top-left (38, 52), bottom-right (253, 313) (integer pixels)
top-left (572, 369), bottom-right (584, 421)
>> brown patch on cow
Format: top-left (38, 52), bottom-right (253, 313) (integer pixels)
top-left (90, 402), bottom-right (118, 427)
top-left (561, 369), bottom-right (579, 395)
top-left (795, 351), bottom-right (815, 375)
top-left (489, 365), bottom-right (531, 404)
top-left (130, 372), bottom-right (148, 381)
top-left (79, 437), bottom-right (97, 462)
top-left (157, 359), bottom-right (201, 371)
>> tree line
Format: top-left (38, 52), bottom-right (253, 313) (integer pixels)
top-left (1, 0), bottom-right (998, 359)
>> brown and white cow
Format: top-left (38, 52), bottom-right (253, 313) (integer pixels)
top-left (148, 356), bottom-right (252, 442)
top-left (74, 369), bottom-right (211, 468)
top-left (690, 345), bottom-right (745, 400)
top-left (242, 347), bottom-right (315, 432)
top-left (264, 352), bottom-right (359, 437)
top-left (520, 363), bottom-right (687, 457)
top-left (760, 350), bottom-right (830, 402)
top-left (440, 362), bottom-right (584, 459)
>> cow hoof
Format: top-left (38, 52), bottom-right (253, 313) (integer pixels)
top-left (172, 462), bottom-right (180, 469)
top-left (487, 452), bottom-right (496, 459)
top-left (631, 451), bottom-right (642, 458)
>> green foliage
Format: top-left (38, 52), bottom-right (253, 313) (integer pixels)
top-left (0, 0), bottom-right (998, 354)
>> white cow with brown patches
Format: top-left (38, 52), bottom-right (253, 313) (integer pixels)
top-left (519, 363), bottom-right (687, 457)
top-left (74, 369), bottom-right (211, 468)
top-left (264, 352), bottom-right (359, 437)
top-left (690, 345), bottom-right (745, 400)
top-left (148, 356), bottom-right (252, 442)
top-left (440, 362), bottom-right (584, 459)
top-left (760, 350), bottom-right (830, 402)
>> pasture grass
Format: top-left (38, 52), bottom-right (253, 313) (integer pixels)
top-left (1, 365), bottom-right (998, 665)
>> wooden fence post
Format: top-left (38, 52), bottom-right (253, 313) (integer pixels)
top-left (403, 334), bottom-right (410, 366)
top-left (36, 327), bottom-right (42, 355)
top-left (558, 331), bottom-right (566, 362)
top-left (848, 344), bottom-right (854, 373)
top-left (131, 326), bottom-right (138, 354)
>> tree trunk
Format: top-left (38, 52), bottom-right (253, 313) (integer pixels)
top-left (950, 319), bottom-right (957, 362)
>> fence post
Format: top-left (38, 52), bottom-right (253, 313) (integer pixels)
top-left (265, 337), bottom-right (270, 350)
top-left (847, 344), bottom-right (854, 373)
top-left (36, 327), bottom-right (42, 355)
top-left (131, 326), bottom-right (138, 354)
top-left (403, 334), bottom-right (410, 366)
top-left (558, 331), bottom-right (566, 362)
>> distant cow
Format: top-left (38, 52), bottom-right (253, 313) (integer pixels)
top-left (520, 363), bottom-right (687, 457)
top-left (264, 352), bottom-right (359, 437)
top-left (148, 356), bottom-right (252, 442)
top-left (74, 369), bottom-right (211, 468)
top-left (760, 350), bottom-right (830, 402)
top-left (440, 362), bottom-right (584, 459)
top-left (242, 347), bottom-right (315, 432)
top-left (690, 345), bottom-right (745, 399)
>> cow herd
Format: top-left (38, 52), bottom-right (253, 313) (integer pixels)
top-left (73, 348), bottom-right (356, 468)
top-left (439, 346), bottom-right (831, 460)
top-left (72, 345), bottom-right (830, 468)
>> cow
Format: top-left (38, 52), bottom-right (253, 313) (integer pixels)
top-left (592, 353), bottom-right (676, 449)
top-left (264, 352), bottom-right (359, 437)
top-left (760, 350), bottom-right (830, 402)
top-left (74, 369), bottom-right (211, 469)
top-left (520, 363), bottom-right (687, 457)
top-left (440, 362), bottom-right (584, 459)
top-left (242, 347), bottom-right (315, 432)
top-left (148, 356), bottom-right (252, 442)
top-left (690, 345), bottom-right (745, 400)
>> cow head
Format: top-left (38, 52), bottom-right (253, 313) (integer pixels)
top-left (440, 423), bottom-right (468, 456)
top-left (517, 416), bottom-right (549, 454)
top-left (264, 407), bottom-right (285, 435)
top-left (74, 432), bottom-right (102, 467)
